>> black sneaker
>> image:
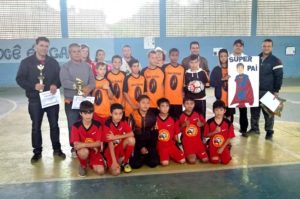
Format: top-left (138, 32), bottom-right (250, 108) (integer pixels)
top-left (53, 150), bottom-right (66, 160)
top-left (241, 131), bottom-right (249, 137)
top-left (265, 133), bottom-right (273, 141)
top-left (247, 129), bottom-right (260, 135)
top-left (78, 166), bottom-right (87, 177)
top-left (31, 153), bottom-right (42, 164)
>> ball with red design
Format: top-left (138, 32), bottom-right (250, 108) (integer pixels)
top-left (187, 80), bottom-right (204, 93)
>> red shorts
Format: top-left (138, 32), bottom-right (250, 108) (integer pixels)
top-left (157, 144), bottom-right (184, 162)
top-left (182, 139), bottom-right (208, 160)
top-left (104, 141), bottom-right (125, 168)
top-left (93, 114), bottom-right (108, 125)
top-left (77, 149), bottom-right (104, 169)
top-left (208, 144), bottom-right (232, 164)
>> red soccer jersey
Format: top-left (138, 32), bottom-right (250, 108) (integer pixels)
top-left (102, 119), bottom-right (132, 145)
top-left (204, 118), bottom-right (235, 148)
top-left (156, 115), bottom-right (178, 148)
top-left (71, 120), bottom-right (102, 144)
top-left (179, 111), bottom-right (205, 143)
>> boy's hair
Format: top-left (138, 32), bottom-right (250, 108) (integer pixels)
top-left (147, 50), bottom-right (156, 58)
top-left (137, 94), bottom-right (150, 102)
top-left (96, 62), bottom-right (107, 70)
top-left (79, 101), bottom-right (94, 113)
top-left (111, 55), bottom-right (122, 63)
top-left (128, 58), bottom-right (139, 68)
top-left (213, 100), bottom-right (226, 110)
top-left (110, 103), bottom-right (124, 113)
top-left (36, 36), bottom-right (49, 44)
top-left (189, 41), bottom-right (199, 49)
top-left (183, 96), bottom-right (195, 104)
top-left (189, 54), bottom-right (199, 61)
top-left (236, 63), bottom-right (244, 69)
top-left (169, 48), bottom-right (179, 55)
top-left (157, 97), bottom-right (170, 107)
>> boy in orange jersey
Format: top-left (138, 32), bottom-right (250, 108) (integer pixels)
top-left (124, 59), bottom-right (147, 118)
top-left (162, 48), bottom-right (185, 120)
top-left (93, 62), bottom-right (113, 125)
top-left (106, 55), bottom-right (126, 106)
top-left (141, 50), bottom-right (165, 115)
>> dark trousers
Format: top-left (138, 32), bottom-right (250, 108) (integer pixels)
top-left (64, 102), bottom-right (80, 147)
top-left (28, 101), bottom-right (61, 154)
top-left (250, 105), bottom-right (274, 135)
top-left (194, 100), bottom-right (206, 119)
top-left (130, 147), bottom-right (160, 169)
top-left (239, 107), bottom-right (248, 132)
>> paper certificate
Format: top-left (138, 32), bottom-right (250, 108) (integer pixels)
top-left (71, 96), bottom-right (95, 109)
top-left (260, 91), bottom-right (280, 112)
top-left (39, 90), bottom-right (61, 109)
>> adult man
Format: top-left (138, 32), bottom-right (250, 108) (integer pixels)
top-left (248, 39), bottom-right (283, 140)
top-left (181, 41), bottom-right (209, 74)
top-left (120, 45), bottom-right (139, 74)
top-left (229, 39), bottom-right (249, 137)
top-left (60, 43), bottom-right (95, 157)
top-left (16, 37), bottom-right (65, 163)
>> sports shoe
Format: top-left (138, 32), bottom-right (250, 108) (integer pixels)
top-left (241, 131), bottom-right (249, 137)
top-left (71, 148), bottom-right (77, 158)
top-left (31, 153), bottom-right (42, 164)
top-left (78, 166), bottom-right (87, 177)
top-left (265, 133), bottom-right (273, 141)
top-left (53, 150), bottom-right (66, 160)
top-left (122, 163), bottom-right (132, 173)
top-left (247, 129), bottom-right (260, 135)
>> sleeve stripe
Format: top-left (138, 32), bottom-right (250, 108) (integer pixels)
top-left (273, 65), bottom-right (283, 70)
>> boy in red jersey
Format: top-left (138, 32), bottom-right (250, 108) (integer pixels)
top-left (178, 97), bottom-right (208, 164)
top-left (71, 101), bottom-right (105, 177)
top-left (103, 103), bottom-right (135, 176)
top-left (204, 100), bottom-right (235, 164)
top-left (156, 98), bottom-right (185, 166)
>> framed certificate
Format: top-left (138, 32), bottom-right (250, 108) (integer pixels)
top-left (39, 90), bottom-right (61, 109)
top-left (71, 96), bottom-right (95, 109)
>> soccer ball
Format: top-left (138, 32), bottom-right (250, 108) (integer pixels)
top-left (188, 80), bottom-right (204, 93)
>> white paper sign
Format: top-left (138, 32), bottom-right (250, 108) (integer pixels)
top-left (260, 91), bottom-right (280, 112)
top-left (71, 96), bottom-right (95, 109)
top-left (39, 90), bottom-right (61, 109)
top-left (228, 56), bottom-right (259, 108)
top-left (144, 37), bottom-right (155, 49)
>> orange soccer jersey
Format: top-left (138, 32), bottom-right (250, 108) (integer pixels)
top-left (141, 67), bottom-right (165, 108)
top-left (106, 71), bottom-right (126, 105)
top-left (93, 78), bottom-right (111, 118)
top-left (221, 67), bottom-right (229, 106)
top-left (163, 63), bottom-right (185, 105)
top-left (123, 74), bottom-right (147, 117)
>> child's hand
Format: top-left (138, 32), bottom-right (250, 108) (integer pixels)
top-left (140, 147), bottom-right (149, 155)
top-left (82, 86), bottom-right (91, 97)
top-left (214, 126), bottom-right (221, 134)
top-left (111, 162), bottom-right (120, 170)
top-left (217, 147), bottom-right (224, 154)
top-left (102, 83), bottom-right (110, 90)
top-left (100, 142), bottom-right (104, 152)
top-left (184, 118), bottom-right (190, 127)
top-left (196, 118), bottom-right (204, 127)
top-left (106, 131), bottom-right (115, 141)
top-left (74, 142), bottom-right (85, 150)
top-left (93, 147), bottom-right (98, 153)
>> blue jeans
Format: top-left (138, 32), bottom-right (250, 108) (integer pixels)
top-left (64, 102), bottom-right (80, 147)
top-left (28, 102), bottom-right (61, 154)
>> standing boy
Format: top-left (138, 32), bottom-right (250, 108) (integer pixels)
top-left (71, 101), bottom-right (105, 177)
top-left (163, 48), bottom-right (185, 120)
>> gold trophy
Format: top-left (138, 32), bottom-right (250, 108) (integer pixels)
top-left (37, 64), bottom-right (45, 93)
top-left (74, 78), bottom-right (84, 96)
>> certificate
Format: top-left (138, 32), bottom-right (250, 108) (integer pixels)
top-left (39, 90), bottom-right (61, 109)
top-left (71, 96), bottom-right (95, 109)
top-left (260, 91), bottom-right (280, 112)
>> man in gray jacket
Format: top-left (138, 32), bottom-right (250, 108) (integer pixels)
top-left (60, 43), bottom-right (95, 157)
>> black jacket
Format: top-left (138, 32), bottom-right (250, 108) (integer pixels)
top-left (259, 53), bottom-right (283, 96)
top-left (16, 54), bottom-right (61, 102)
top-left (210, 66), bottom-right (223, 100)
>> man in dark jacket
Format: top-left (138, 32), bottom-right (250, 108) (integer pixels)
top-left (16, 37), bottom-right (66, 163)
top-left (248, 39), bottom-right (283, 140)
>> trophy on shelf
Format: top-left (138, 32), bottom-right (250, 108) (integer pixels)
top-left (74, 78), bottom-right (84, 96)
top-left (37, 64), bottom-right (45, 93)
